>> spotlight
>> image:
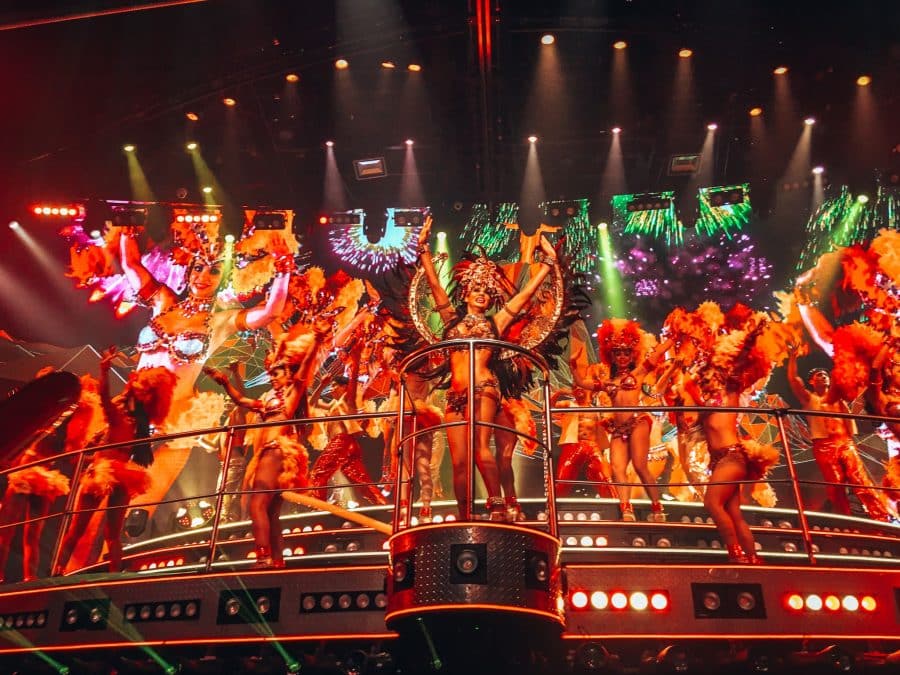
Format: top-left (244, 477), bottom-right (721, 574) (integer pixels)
top-left (749, 107), bottom-right (763, 117)
top-left (707, 123), bottom-right (718, 131)
top-left (186, 142), bottom-right (198, 151)
top-left (774, 66), bottom-right (788, 75)
top-left (123, 144), bottom-right (136, 152)
top-left (381, 61), bottom-right (396, 69)
top-left (528, 134), bottom-right (538, 143)
top-left (804, 117), bottom-right (816, 126)
top-left (407, 63), bottom-right (422, 72)
top-left (611, 126), bottom-right (622, 134)
top-left (598, 221), bottom-right (608, 230)
top-left (857, 194), bottom-right (869, 204)
top-left (89, 229), bottom-right (101, 239)
top-left (812, 166), bottom-right (825, 175)
top-left (9, 221), bottom-right (20, 230)
top-left (325, 140), bottom-right (335, 148)
top-left (185, 112), bottom-right (199, 121)
top-left (335, 59), bottom-right (349, 70)
top-left (223, 97), bottom-right (236, 107)
top-left (285, 73), bottom-right (299, 83)
top-left (613, 40), bottom-right (627, 50)
top-left (437, 231), bottom-right (447, 240)
top-left (224, 233), bottom-right (235, 243)
top-left (405, 138), bottom-right (414, 146)
top-left (856, 75), bottom-right (871, 86)
top-left (541, 34), bottom-right (556, 45)
top-left (202, 186), bottom-right (212, 194)
top-left (678, 48), bottom-right (693, 58)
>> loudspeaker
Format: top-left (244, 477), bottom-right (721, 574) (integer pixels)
top-left (123, 508), bottom-right (149, 538)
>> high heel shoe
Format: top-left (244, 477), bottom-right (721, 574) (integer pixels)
top-left (252, 546), bottom-right (273, 569)
top-left (620, 502), bottom-right (636, 522)
top-left (505, 497), bottom-right (526, 523)
top-left (649, 501), bottom-right (666, 523)
top-left (418, 504), bottom-right (433, 523)
top-left (487, 496), bottom-right (507, 521)
top-left (727, 543), bottom-right (749, 564)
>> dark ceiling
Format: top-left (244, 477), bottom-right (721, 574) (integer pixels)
top-left (0, 0), bottom-right (898, 344)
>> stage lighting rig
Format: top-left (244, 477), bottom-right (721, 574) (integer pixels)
top-left (543, 199), bottom-right (582, 225)
top-left (250, 211), bottom-right (287, 231)
top-left (611, 191), bottom-right (681, 245)
top-left (321, 211), bottom-right (362, 226)
top-left (353, 157), bottom-right (387, 180)
top-left (393, 208), bottom-right (428, 227)
top-left (696, 183), bottom-right (751, 237)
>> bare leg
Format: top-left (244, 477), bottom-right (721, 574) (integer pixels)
top-left (0, 491), bottom-right (28, 582)
top-left (609, 437), bottom-right (631, 512)
top-left (629, 420), bottom-right (661, 505)
top-left (55, 491), bottom-right (103, 575)
top-left (249, 446), bottom-right (282, 566)
top-left (268, 495), bottom-right (284, 566)
top-left (104, 486), bottom-right (129, 572)
top-left (704, 460), bottom-right (744, 549)
top-left (22, 496), bottom-right (51, 581)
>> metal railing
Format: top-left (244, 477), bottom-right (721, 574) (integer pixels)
top-left (0, 341), bottom-right (897, 581)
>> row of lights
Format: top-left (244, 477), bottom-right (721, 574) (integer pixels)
top-left (32, 205), bottom-right (81, 217)
top-left (0, 612), bottom-right (48, 630)
top-left (785, 593), bottom-right (877, 613)
top-left (124, 600), bottom-right (200, 622)
top-left (175, 213), bottom-right (219, 223)
top-left (334, 59), bottom-right (422, 71)
top-left (300, 591), bottom-right (388, 612)
top-left (570, 589), bottom-right (670, 612)
top-left (539, 37), bottom-right (874, 86)
top-left (138, 556), bottom-right (186, 571)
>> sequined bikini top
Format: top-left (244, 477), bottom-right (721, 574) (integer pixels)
top-left (602, 374), bottom-right (638, 399)
top-left (136, 302), bottom-right (211, 365)
top-left (260, 390), bottom-right (286, 420)
top-left (444, 313), bottom-right (498, 341)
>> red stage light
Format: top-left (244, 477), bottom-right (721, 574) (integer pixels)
top-left (223, 97), bottom-right (236, 107)
top-left (650, 592), bottom-right (669, 611)
top-left (860, 596), bottom-right (876, 612)
top-left (570, 591), bottom-right (588, 609)
top-left (629, 592), bottom-right (649, 611)
top-left (186, 112), bottom-right (199, 121)
top-left (824, 595), bottom-right (841, 611)
top-left (33, 206), bottom-right (42, 215)
top-left (842, 595), bottom-right (859, 612)
top-left (590, 591), bottom-right (608, 609)
top-left (786, 594), bottom-right (804, 611)
top-left (319, 216), bottom-right (328, 225)
top-left (805, 594), bottom-right (823, 611)
top-left (610, 592), bottom-right (628, 610)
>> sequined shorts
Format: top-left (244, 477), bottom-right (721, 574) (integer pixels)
top-left (445, 378), bottom-right (500, 415)
top-left (604, 413), bottom-right (652, 441)
top-left (708, 442), bottom-right (748, 473)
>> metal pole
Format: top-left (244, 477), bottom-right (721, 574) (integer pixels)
top-left (395, 377), bottom-right (409, 531)
top-left (774, 409), bottom-right (816, 564)
top-left (205, 427), bottom-right (236, 573)
top-left (50, 449), bottom-right (88, 575)
top-left (466, 339), bottom-right (476, 521)
top-left (542, 374), bottom-right (558, 538)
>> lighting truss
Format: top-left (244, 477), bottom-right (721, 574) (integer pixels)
top-left (696, 183), bottom-right (751, 238)
top-left (611, 191), bottom-right (682, 246)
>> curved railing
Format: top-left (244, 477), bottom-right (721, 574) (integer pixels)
top-left (0, 343), bottom-right (897, 582)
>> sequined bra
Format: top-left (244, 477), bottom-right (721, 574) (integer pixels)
top-left (602, 374), bottom-right (638, 399)
top-left (444, 313), bottom-right (498, 341)
top-left (136, 315), bottom-right (210, 364)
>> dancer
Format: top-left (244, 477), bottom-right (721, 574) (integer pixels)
top-left (308, 364), bottom-right (390, 507)
top-left (787, 348), bottom-right (891, 520)
top-left (0, 370), bottom-right (104, 583)
top-left (868, 341), bottom-right (900, 442)
top-left (54, 349), bottom-right (175, 574)
top-left (691, 310), bottom-right (785, 563)
top-left (415, 216), bottom-right (558, 519)
top-left (203, 321), bottom-right (325, 569)
top-left (115, 219), bottom-right (292, 525)
top-left (574, 319), bottom-right (671, 522)
top-left (552, 384), bottom-right (614, 499)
